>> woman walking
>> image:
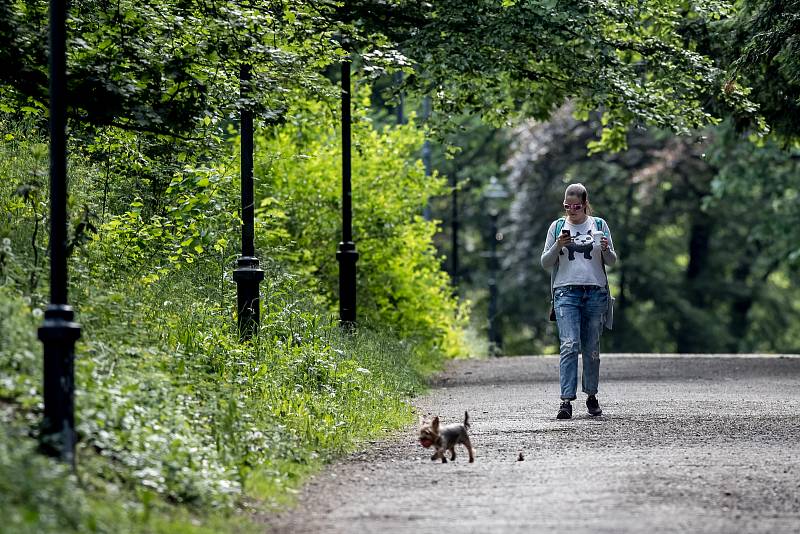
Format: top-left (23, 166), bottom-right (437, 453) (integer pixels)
top-left (541, 183), bottom-right (617, 419)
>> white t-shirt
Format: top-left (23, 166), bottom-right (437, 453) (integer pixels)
top-left (540, 216), bottom-right (617, 288)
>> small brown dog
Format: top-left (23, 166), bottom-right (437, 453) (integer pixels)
top-left (418, 411), bottom-right (475, 463)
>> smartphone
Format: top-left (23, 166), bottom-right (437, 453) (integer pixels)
top-left (561, 229), bottom-right (570, 238)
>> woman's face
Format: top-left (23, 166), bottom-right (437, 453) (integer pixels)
top-left (563, 194), bottom-right (585, 215)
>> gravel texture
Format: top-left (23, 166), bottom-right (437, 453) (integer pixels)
top-left (264, 354), bottom-right (800, 533)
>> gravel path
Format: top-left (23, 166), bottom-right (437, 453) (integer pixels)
top-left (264, 354), bottom-right (800, 533)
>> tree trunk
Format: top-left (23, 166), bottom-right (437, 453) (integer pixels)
top-left (727, 259), bottom-right (753, 352)
top-left (676, 212), bottom-right (713, 353)
top-left (610, 182), bottom-right (635, 352)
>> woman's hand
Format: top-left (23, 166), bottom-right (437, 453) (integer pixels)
top-left (601, 236), bottom-right (609, 251)
top-left (557, 233), bottom-right (572, 248)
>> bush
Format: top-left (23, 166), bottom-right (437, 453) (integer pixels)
top-left (254, 94), bottom-right (468, 362)
top-left (0, 107), bottom-right (466, 530)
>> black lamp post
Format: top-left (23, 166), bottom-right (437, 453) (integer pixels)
top-left (38, 0), bottom-right (81, 462)
top-left (337, 46), bottom-right (358, 324)
top-left (484, 177), bottom-right (507, 354)
top-left (233, 64), bottom-right (264, 341)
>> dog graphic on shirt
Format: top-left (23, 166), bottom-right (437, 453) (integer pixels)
top-left (560, 232), bottom-right (593, 261)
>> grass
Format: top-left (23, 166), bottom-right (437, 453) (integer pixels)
top-left (0, 117), bottom-right (466, 532)
top-left (0, 261), bottom-right (437, 532)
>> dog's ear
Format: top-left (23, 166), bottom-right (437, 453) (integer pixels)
top-left (432, 416), bottom-right (440, 430)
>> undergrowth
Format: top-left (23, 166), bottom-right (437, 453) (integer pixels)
top-left (0, 263), bottom-right (429, 532)
top-left (0, 114), bottom-right (465, 532)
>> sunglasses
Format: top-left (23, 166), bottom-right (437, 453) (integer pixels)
top-left (563, 203), bottom-right (584, 210)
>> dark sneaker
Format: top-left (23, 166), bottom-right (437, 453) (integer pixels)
top-left (586, 395), bottom-right (602, 416)
top-left (556, 401), bottom-right (572, 419)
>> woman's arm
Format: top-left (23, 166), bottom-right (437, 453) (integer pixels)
top-left (541, 221), bottom-right (561, 269)
top-left (601, 220), bottom-right (618, 266)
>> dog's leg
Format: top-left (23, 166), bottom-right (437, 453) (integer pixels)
top-left (449, 447), bottom-right (456, 461)
top-left (432, 447), bottom-right (447, 463)
top-left (464, 436), bottom-right (475, 463)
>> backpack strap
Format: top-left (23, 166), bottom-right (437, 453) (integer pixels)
top-left (592, 216), bottom-right (614, 330)
top-left (553, 217), bottom-right (566, 239)
top-left (550, 218), bottom-right (566, 310)
top-left (594, 216), bottom-right (605, 233)
top-left (593, 216), bottom-right (611, 292)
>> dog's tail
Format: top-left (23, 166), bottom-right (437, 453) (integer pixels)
top-left (464, 411), bottom-right (470, 428)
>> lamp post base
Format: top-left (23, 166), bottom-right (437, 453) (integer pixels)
top-left (233, 256), bottom-right (264, 341)
top-left (37, 304), bottom-right (81, 463)
top-left (336, 241), bottom-right (359, 325)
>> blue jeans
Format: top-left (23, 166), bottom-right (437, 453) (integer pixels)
top-left (553, 285), bottom-right (608, 400)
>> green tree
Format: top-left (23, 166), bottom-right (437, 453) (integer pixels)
top-left (254, 94), bottom-right (468, 359)
top-left (0, 0), bottom-right (338, 134)
top-left (360, 0), bottom-right (754, 150)
top-left (1, 0), bottom-right (760, 153)
top-left (721, 0), bottom-right (800, 140)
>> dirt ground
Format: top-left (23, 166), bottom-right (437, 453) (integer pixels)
top-left (263, 354), bottom-right (800, 533)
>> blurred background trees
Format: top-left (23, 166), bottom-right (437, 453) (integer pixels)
top-left (420, 0), bottom-right (800, 355)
